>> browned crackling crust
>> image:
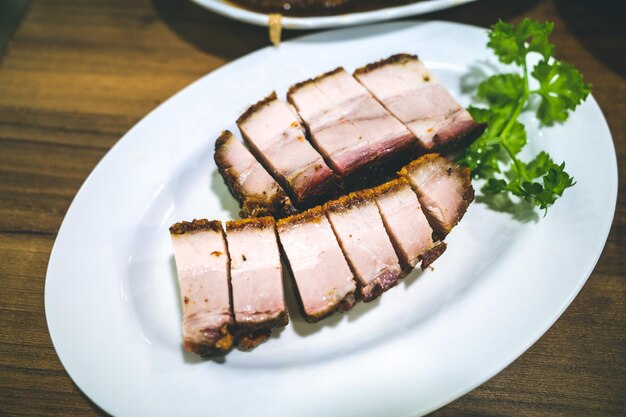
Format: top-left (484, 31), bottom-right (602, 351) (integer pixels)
top-left (244, 196), bottom-right (297, 219)
top-left (370, 177), bottom-right (411, 198)
top-left (237, 329), bottom-right (272, 350)
top-left (323, 189), bottom-right (373, 213)
top-left (235, 311), bottom-right (289, 350)
top-left (169, 219), bottom-right (222, 235)
top-left (420, 241), bottom-right (447, 270)
top-left (360, 268), bottom-right (401, 302)
top-left (276, 206), bottom-right (325, 228)
top-left (353, 53), bottom-right (419, 75)
top-left (184, 324), bottom-right (235, 358)
top-left (226, 216), bottom-right (275, 232)
top-left (237, 91), bottom-right (278, 126)
top-left (305, 291), bottom-right (356, 323)
top-left (287, 67), bottom-right (344, 97)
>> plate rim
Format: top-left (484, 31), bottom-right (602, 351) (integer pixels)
top-left (44, 20), bottom-right (619, 416)
top-left (189, 0), bottom-right (479, 29)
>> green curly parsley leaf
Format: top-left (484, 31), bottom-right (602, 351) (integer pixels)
top-left (532, 59), bottom-right (592, 125)
top-left (480, 152), bottom-right (575, 213)
top-left (477, 73), bottom-right (525, 108)
top-left (488, 18), bottom-right (554, 65)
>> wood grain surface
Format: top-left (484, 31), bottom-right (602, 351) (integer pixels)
top-left (0, 0), bottom-right (624, 415)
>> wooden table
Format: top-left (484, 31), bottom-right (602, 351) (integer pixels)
top-left (1, 0), bottom-right (623, 415)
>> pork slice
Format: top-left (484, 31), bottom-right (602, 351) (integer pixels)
top-left (237, 92), bottom-right (339, 208)
top-left (226, 217), bottom-right (288, 349)
top-left (400, 154), bottom-right (474, 239)
top-left (372, 178), bottom-right (446, 271)
top-left (276, 207), bottom-right (356, 322)
top-left (169, 219), bottom-right (234, 357)
top-left (354, 54), bottom-right (484, 151)
top-left (215, 130), bottom-right (295, 218)
top-left (324, 191), bottom-right (402, 301)
top-left (287, 68), bottom-right (418, 179)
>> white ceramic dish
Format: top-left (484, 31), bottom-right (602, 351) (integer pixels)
top-left (45, 21), bottom-right (617, 417)
top-left (190, 0), bottom-right (478, 29)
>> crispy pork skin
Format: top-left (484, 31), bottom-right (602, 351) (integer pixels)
top-left (215, 130), bottom-right (295, 218)
top-left (226, 217), bottom-right (288, 349)
top-left (372, 178), bottom-right (446, 271)
top-left (354, 54), bottom-right (484, 151)
top-left (287, 68), bottom-right (418, 180)
top-left (324, 191), bottom-right (402, 301)
top-left (400, 154), bottom-right (474, 239)
top-left (169, 219), bottom-right (234, 357)
top-left (237, 92), bottom-right (339, 208)
top-left (276, 207), bottom-right (356, 322)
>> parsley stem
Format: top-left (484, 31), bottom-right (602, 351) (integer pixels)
top-left (502, 142), bottom-right (529, 182)
top-left (498, 57), bottom-right (531, 182)
top-left (500, 59), bottom-right (530, 138)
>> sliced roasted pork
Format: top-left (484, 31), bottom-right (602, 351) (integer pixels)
top-left (215, 130), bottom-right (295, 218)
top-left (287, 68), bottom-right (418, 180)
top-left (226, 217), bottom-right (288, 349)
top-left (372, 178), bottom-right (446, 271)
top-left (237, 92), bottom-right (338, 208)
top-left (276, 207), bottom-right (356, 322)
top-left (324, 191), bottom-right (402, 301)
top-left (354, 54), bottom-right (484, 151)
top-left (400, 153), bottom-right (474, 239)
top-left (169, 219), bottom-right (234, 357)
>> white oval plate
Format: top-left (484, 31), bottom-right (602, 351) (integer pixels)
top-left (45, 21), bottom-right (617, 417)
top-left (190, 0), bottom-right (478, 29)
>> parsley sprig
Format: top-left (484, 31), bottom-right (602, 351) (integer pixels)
top-left (457, 19), bottom-right (591, 213)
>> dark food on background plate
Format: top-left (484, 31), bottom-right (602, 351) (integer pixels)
top-left (228, 0), bottom-right (421, 17)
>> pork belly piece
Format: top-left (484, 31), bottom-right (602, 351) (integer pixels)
top-left (354, 54), bottom-right (485, 151)
top-left (400, 154), bottom-right (474, 239)
top-left (237, 92), bottom-right (338, 208)
top-left (324, 191), bottom-right (402, 301)
top-left (287, 68), bottom-right (418, 180)
top-left (276, 207), bottom-right (356, 322)
top-left (169, 219), bottom-right (234, 357)
top-left (215, 131), bottom-right (295, 218)
top-left (372, 178), bottom-right (446, 271)
top-left (225, 217), bottom-right (288, 349)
